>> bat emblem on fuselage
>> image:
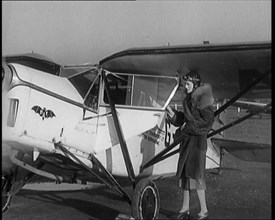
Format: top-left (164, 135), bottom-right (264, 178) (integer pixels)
top-left (31, 106), bottom-right (56, 120)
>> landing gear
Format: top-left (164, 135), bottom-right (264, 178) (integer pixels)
top-left (131, 178), bottom-right (160, 220)
top-left (2, 195), bottom-right (13, 215)
top-left (2, 175), bottom-right (13, 215)
top-left (1, 150), bottom-right (45, 215)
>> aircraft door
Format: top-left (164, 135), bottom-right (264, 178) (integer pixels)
top-left (95, 72), bottom-right (179, 175)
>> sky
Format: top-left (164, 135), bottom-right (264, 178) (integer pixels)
top-left (2, 1), bottom-right (271, 65)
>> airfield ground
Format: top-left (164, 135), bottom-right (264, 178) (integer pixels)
top-left (2, 150), bottom-right (271, 220)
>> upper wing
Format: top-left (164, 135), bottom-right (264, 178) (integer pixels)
top-left (99, 41), bottom-right (271, 100)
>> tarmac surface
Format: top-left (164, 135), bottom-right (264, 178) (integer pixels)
top-left (2, 151), bottom-right (271, 220)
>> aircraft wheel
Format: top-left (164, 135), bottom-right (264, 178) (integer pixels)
top-left (131, 178), bottom-right (160, 220)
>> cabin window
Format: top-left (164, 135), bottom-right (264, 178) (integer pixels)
top-left (68, 68), bottom-right (99, 99)
top-left (103, 74), bottom-right (132, 105)
top-left (84, 75), bottom-right (100, 111)
top-left (103, 73), bottom-right (177, 109)
top-left (67, 68), bottom-right (100, 111)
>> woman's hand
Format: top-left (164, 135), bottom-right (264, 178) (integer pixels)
top-left (166, 105), bottom-right (175, 118)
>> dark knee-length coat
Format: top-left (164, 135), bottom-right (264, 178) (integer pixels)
top-left (169, 83), bottom-right (215, 180)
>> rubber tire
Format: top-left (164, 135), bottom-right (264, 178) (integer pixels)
top-left (131, 178), bottom-right (160, 220)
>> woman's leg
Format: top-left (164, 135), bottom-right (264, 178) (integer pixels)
top-left (179, 189), bottom-right (190, 212)
top-left (196, 189), bottom-right (208, 214)
top-left (179, 178), bottom-right (190, 212)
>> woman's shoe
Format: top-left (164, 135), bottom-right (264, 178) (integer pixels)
top-left (196, 211), bottom-right (208, 220)
top-left (175, 210), bottom-right (190, 219)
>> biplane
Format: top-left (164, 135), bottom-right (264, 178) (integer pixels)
top-left (2, 41), bottom-right (271, 219)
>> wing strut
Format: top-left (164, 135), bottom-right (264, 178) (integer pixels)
top-left (208, 102), bottom-right (271, 138)
top-left (141, 71), bottom-right (272, 171)
top-left (102, 71), bottom-right (136, 189)
top-left (214, 69), bottom-right (271, 116)
top-left (55, 142), bottom-right (132, 205)
top-left (141, 101), bottom-right (271, 171)
top-left (140, 133), bottom-right (184, 173)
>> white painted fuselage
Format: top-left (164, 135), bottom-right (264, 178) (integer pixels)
top-left (2, 64), bottom-right (221, 179)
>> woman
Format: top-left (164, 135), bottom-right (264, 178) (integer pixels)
top-left (167, 71), bottom-right (214, 219)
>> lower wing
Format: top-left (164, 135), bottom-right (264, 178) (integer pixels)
top-left (211, 137), bottom-right (271, 163)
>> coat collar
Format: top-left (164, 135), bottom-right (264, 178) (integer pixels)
top-left (190, 83), bottom-right (214, 109)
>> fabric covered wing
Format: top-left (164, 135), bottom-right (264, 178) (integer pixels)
top-left (211, 137), bottom-right (271, 163)
top-left (100, 42), bottom-right (271, 100)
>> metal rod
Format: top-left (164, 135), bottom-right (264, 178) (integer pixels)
top-left (91, 154), bottom-right (132, 205)
top-left (208, 102), bottom-right (271, 138)
top-left (23, 161), bottom-right (45, 183)
top-left (140, 134), bottom-right (185, 172)
top-left (103, 71), bottom-right (136, 189)
top-left (141, 101), bottom-right (271, 171)
top-left (160, 148), bottom-right (180, 161)
top-left (10, 150), bottom-right (64, 183)
top-left (55, 143), bottom-right (131, 204)
top-left (214, 69), bottom-right (271, 117)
